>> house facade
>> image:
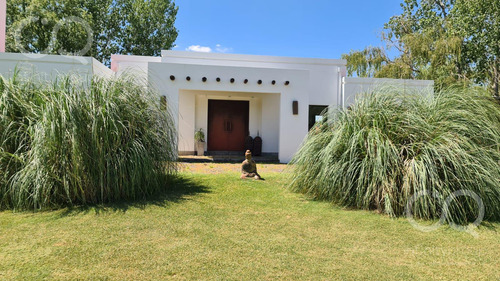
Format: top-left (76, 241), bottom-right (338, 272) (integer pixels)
top-left (0, 50), bottom-right (434, 163)
top-left (112, 51), bottom-right (351, 163)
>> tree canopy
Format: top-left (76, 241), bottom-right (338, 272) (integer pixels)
top-left (5, 0), bottom-right (178, 65)
top-left (342, 0), bottom-right (500, 97)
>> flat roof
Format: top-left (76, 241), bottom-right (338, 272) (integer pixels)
top-left (111, 54), bottom-right (162, 63)
top-left (161, 50), bottom-right (347, 66)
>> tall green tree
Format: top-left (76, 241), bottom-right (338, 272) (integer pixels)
top-left (5, 0), bottom-right (178, 65)
top-left (343, 0), bottom-right (500, 96)
top-left (342, 46), bottom-right (389, 78)
top-left (451, 0), bottom-right (500, 96)
top-left (380, 0), bottom-right (462, 85)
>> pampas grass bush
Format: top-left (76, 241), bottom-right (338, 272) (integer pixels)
top-left (290, 86), bottom-right (500, 223)
top-left (0, 74), bottom-right (177, 210)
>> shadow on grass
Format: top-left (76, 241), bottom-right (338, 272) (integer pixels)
top-left (58, 175), bottom-right (210, 217)
top-left (480, 221), bottom-right (499, 231)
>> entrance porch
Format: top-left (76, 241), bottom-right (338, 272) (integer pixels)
top-left (177, 90), bottom-right (281, 157)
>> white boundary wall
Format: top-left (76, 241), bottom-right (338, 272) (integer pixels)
top-left (0, 52), bottom-right (114, 81)
top-left (343, 77), bottom-right (434, 107)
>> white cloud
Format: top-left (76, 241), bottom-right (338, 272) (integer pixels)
top-left (186, 45), bottom-right (212, 53)
top-left (215, 44), bottom-right (232, 53)
top-left (185, 44), bottom-right (233, 53)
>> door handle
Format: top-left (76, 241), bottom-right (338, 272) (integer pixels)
top-left (224, 120), bottom-right (233, 132)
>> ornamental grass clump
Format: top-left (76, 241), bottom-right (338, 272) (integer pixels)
top-left (0, 75), bottom-right (177, 210)
top-left (290, 86), bottom-right (500, 223)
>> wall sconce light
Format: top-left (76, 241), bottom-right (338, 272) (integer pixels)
top-left (257, 80), bottom-right (262, 85)
top-left (186, 76), bottom-right (191, 81)
top-left (160, 95), bottom-right (167, 110)
top-left (230, 78), bottom-right (235, 83)
top-left (202, 77), bottom-right (207, 82)
top-left (244, 79), bottom-right (248, 84)
top-left (292, 100), bottom-right (298, 115)
top-left (170, 75), bottom-right (175, 81)
top-left (216, 77), bottom-right (221, 82)
top-left (285, 81), bottom-right (290, 86)
top-left (272, 80), bottom-right (276, 85)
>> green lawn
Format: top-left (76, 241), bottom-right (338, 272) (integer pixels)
top-left (0, 167), bottom-right (499, 280)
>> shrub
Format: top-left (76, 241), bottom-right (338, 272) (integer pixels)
top-left (0, 75), bottom-right (177, 210)
top-left (290, 86), bottom-right (500, 223)
top-left (195, 128), bottom-right (205, 142)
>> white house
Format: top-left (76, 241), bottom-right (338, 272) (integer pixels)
top-left (111, 51), bottom-right (433, 162)
top-left (0, 50), bottom-right (434, 163)
top-left (111, 51), bottom-right (347, 163)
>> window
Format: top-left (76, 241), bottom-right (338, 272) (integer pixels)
top-left (308, 105), bottom-right (328, 130)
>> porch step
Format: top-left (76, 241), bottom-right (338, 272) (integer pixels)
top-left (206, 151), bottom-right (245, 156)
top-left (179, 153), bottom-right (279, 163)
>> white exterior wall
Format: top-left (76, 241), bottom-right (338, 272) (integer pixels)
top-left (92, 58), bottom-right (114, 79)
top-left (148, 61), bottom-right (309, 163)
top-left (111, 54), bottom-right (160, 84)
top-left (344, 77), bottom-right (434, 107)
top-left (143, 51), bottom-right (348, 162)
top-left (0, 52), bottom-right (113, 81)
top-left (161, 51), bottom-right (346, 107)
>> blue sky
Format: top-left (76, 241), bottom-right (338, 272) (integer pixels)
top-left (173, 0), bottom-right (403, 59)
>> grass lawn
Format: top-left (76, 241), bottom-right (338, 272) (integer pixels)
top-left (0, 164), bottom-right (499, 280)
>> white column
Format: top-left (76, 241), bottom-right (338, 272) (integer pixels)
top-left (341, 76), bottom-right (345, 109)
top-left (337, 67), bottom-right (343, 108)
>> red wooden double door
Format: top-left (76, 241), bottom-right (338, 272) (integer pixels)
top-left (207, 100), bottom-right (249, 151)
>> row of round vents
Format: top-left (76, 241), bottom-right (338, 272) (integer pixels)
top-left (169, 75), bottom-right (290, 86)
